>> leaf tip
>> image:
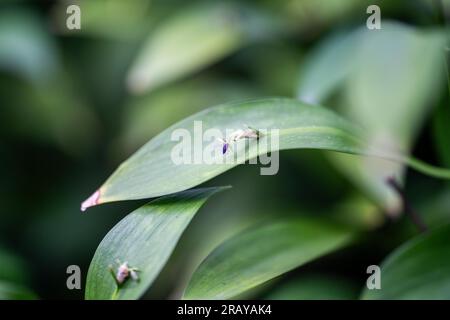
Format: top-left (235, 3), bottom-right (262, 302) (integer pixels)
top-left (81, 189), bottom-right (101, 212)
top-left (126, 70), bottom-right (151, 95)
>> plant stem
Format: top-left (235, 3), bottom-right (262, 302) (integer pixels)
top-left (111, 287), bottom-right (119, 300)
top-left (275, 127), bottom-right (450, 179)
top-left (386, 177), bottom-right (427, 233)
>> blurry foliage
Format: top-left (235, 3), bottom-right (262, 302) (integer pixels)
top-left (0, 247), bottom-right (36, 299)
top-left (362, 224), bottom-right (450, 299)
top-left (0, 0), bottom-right (450, 300)
top-left (264, 274), bottom-right (359, 300)
top-left (183, 216), bottom-right (354, 299)
top-left (298, 23), bottom-right (447, 215)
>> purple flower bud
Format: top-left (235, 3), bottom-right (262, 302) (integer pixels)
top-left (222, 143), bottom-right (229, 154)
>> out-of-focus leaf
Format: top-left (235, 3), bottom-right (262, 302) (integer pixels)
top-left (83, 97), bottom-right (450, 209)
top-left (298, 23), bottom-right (446, 213)
top-left (362, 223), bottom-right (450, 299)
top-left (0, 10), bottom-right (58, 82)
top-left (183, 217), bottom-right (354, 299)
top-left (338, 24), bottom-right (445, 213)
top-left (0, 281), bottom-right (37, 300)
top-left (265, 274), bottom-right (358, 300)
top-left (0, 248), bottom-right (29, 285)
top-left (332, 195), bottom-right (385, 230)
top-left (85, 187), bottom-right (227, 300)
top-left (0, 247), bottom-right (35, 300)
top-left (297, 29), bottom-right (361, 104)
top-left (126, 2), bottom-right (282, 93)
top-left (344, 24), bottom-right (445, 148)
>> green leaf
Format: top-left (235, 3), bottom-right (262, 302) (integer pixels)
top-left (183, 217), bottom-right (354, 299)
top-left (265, 274), bottom-right (358, 300)
top-left (85, 187), bottom-right (227, 300)
top-left (362, 223), bottom-right (450, 299)
top-left (0, 248), bottom-right (36, 300)
top-left (0, 281), bottom-right (37, 300)
top-left (338, 25), bottom-right (445, 210)
top-left (0, 247), bottom-right (29, 285)
top-left (126, 3), bottom-right (277, 94)
top-left (82, 97), bottom-right (450, 209)
top-left (297, 29), bottom-right (361, 104)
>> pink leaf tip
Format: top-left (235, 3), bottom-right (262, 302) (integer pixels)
top-left (81, 190), bottom-right (100, 212)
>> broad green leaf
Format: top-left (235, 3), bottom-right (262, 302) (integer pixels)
top-left (297, 29), bottom-right (361, 104)
top-left (85, 187), bottom-right (227, 300)
top-left (362, 223), bottom-right (450, 299)
top-left (82, 97), bottom-right (450, 209)
top-left (265, 274), bottom-right (358, 300)
top-left (183, 217), bottom-right (354, 299)
top-left (0, 281), bottom-right (37, 300)
top-left (126, 3), bottom-right (281, 93)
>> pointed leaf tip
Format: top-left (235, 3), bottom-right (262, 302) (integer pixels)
top-left (81, 190), bottom-right (100, 212)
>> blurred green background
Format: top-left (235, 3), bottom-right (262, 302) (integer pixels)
top-left (0, 0), bottom-right (449, 299)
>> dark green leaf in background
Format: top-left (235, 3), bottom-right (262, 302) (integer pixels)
top-left (126, 2), bottom-right (282, 94)
top-left (297, 29), bottom-right (361, 104)
top-left (0, 248), bottom-right (36, 300)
